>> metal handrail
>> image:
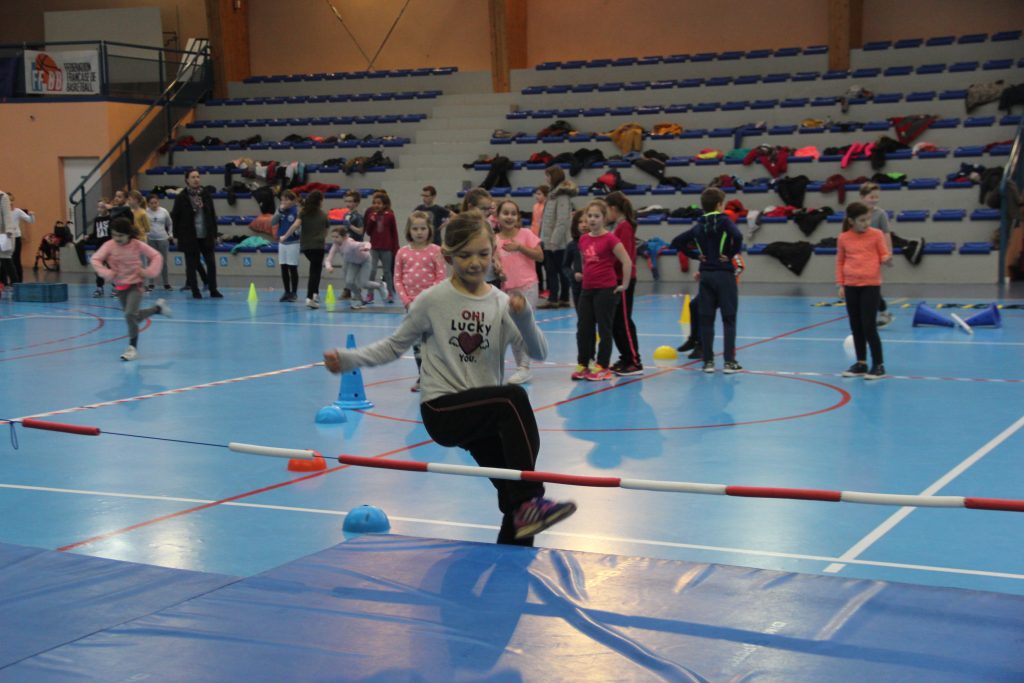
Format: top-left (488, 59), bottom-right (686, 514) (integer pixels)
top-left (997, 118), bottom-right (1024, 286)
top-left (67, 43), bottom-right (211, 235)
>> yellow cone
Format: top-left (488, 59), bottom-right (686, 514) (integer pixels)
top-left (247, 282), bottom-right (258, 304)
top-left (325, 284), bottom-right (336, 308)
top-left (679, 293), bottom-right (691, 324)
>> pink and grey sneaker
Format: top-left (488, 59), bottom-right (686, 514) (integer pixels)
top-left (584, 364), bottom-right (614, 381)
top-left (571, 364), bottom-right (589, 380)
top-left (513, 497), bottom-right (577, 539)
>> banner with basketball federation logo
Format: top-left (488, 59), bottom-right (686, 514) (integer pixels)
top-left (25, 50), bottom-right (100, 95)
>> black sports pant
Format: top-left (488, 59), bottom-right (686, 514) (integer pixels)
top-left (420, 385), bottom-right (544, 546)
top-left (612, 278), bottom-right (640, 366)
top-left (303, 248), bottom-right (325, 299)
top-left (698, 270), bottom-right (739, 362)
top-left (845, 285), bottom-right (883, 365)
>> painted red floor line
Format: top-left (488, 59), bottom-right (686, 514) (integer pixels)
top-left (57, 439), bottom-right (435, 552)
top-left (0, 309), bottom-right (106, 353)
top-left (56, 315), bottom-right (848, 552)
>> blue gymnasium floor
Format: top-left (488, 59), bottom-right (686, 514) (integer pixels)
top-left (1, 280), bottom-right (1023, 679)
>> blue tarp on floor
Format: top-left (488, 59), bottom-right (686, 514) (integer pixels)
top-left (2, 536), bottom-right (1022, 681)
top-left (0, 542), bottom-right (236, 669)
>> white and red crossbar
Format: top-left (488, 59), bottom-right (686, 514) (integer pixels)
top-left (12, 421), bottom-right (1023, 513)
top-left (336, 455), bottom-right (1024, 513)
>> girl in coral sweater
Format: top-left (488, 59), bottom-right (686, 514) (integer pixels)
top-left (837, 201), bottom-right (891, 380)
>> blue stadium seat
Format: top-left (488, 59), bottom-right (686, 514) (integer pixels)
top-left (923, 242), bottom-right (955, 254)
top-left (1001, 114), bottom-right (1023, 126)
top-left (803, 45), bottom-right (828, 55)
top-left (650, 80), bottom-right (675, 89)
top-left (679, 129), bottom-right (707, 138)
top-left (751, 99), bottom-right (779, 110)
top-left (664, 104), bottom-right (689, 114)
top-left (822, 70), bottom-right (849, 80)
top-left (719, 51), bottom-right (744, 60)
top-left (583, 107), bottom-right (610, 116)
top-left (965, 116), bottom-right (996, 127)
top-left (883, 65), bottom-right (913, 76)
top-left (814, 246), bottom-right (838, 255)
top-left (862, 41), bottom-right (891, 51)
top-left (949, 61), bottom-right (979, 72)
top-left (925, 36), bottom-right (955, 46)
top-left (652, 185), bottom-right (677, 195)
top-left (894, 38), bottom-right (923, 49)
top-left (557, 108), bottom-right (583, 117)
top-left (745, 49), bottom-right (773, 59)
top-left (780, 98), bottom-right (808, 108)
top-left (610, 106), bottom-right (634, 116)
top-left (586, 58), bottom-right (611, 68)
top-left (510, 187), bottom-right (535, 197)
top-left (957, 34), bottom-right (987, 44)
top-left (897, 210), bottom-right (929, 222)
top-left (547, 84), bottom-right (570, 94)
top-left (773, 47), bottom-right (801, 57)
top-left (906, 91), bottom-right (936, 102)
top-left (611, 57), bottom-right (638, 67)
top-left (811, 96), bottom-right (837, 106)
top-left (959, 242), bottom-right (993, 254)
top-left (623, 81), bottom-right (650, 91)
top-left (636, 105), bottom-right (662, 115)
top-left (769, 124), bottom-right (798, 134)
top-left (692, 102), bottom-right (720, 112)
top-left (677, 78), bottom-right (704, 88)
top-left (916, 64), bottom-right (946, 74)
top-left (991, 30), bottom-right (1022, 41)
top-left (851, 67), bottom-right (881, 78)
top-left (989, 144), bottom-right (1012, 156)
top-left (722, 101), bottom-right (749, 111)
top-left (562, 60), bottom-right (585, 69)
top-left (954, 146), bottom-right (985, 157)
top-left (691, 52), bottom-right (716, 62)
top-left (521, 86), bottom-right (545, 95)
top-left (983, 59), bottom-right (1013, 70)
top-left (934, 209), bottom-right (967, 221)
top-left (636, 56), bottom-right (662, 66)
top-left (709, 128), bottom-right (735, 138)
top-left (763, 73), bottom-right (790, 83)
top-left (662, 54), bottom-right (687, 64)
top-left (938, 89), bottom-right (967, 101)
top-left (863, 120), bottom-right (890, 131)
top-left (734, 75), bottom-right (761, 85)
top-left (597, 82), bottom-right (623, 92)
top-left (908, 178), bottom-right (940, 189)
top-left (706, 76), bottom-right (733, 86)
top-left (536, 61), bottom-right (559, 71)
top-left (571, 83), bottom-right (597, 93)
top-left (792, 72), bottom-right (819, 81)
top-left (873, 92), bottom-right (903, 104)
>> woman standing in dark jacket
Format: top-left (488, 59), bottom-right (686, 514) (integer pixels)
top-left (171, 168), bottom-right (222, 298)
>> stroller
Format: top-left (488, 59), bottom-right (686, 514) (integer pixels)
top-left (32, 221), bottom-right (73, 272)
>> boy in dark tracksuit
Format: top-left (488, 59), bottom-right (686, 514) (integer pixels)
top-left (669, 187), bottom-right (744, 374)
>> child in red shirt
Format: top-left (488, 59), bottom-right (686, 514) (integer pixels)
top-left (573, 199), bottom-right (632, 381)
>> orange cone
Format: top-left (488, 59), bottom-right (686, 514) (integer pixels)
top-left (288, 450), bottom-right (327, 472)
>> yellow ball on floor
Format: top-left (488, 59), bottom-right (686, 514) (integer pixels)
top-left (653, 345), bottom-right (679, 362)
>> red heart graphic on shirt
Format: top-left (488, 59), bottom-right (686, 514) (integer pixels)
top-left (457, 331), bottom-right (483, 355)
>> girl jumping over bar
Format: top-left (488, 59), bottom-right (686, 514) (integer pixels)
top-left (323, 210), bottom-right (576, 545)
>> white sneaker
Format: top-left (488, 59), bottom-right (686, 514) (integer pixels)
top-left (877, 311), bottom-right (894, 328)
top-left (305, 297), bottom-right (320, 309)
top-left (155, 298), bottom-right (172, 318)
top-left (120, 345), bottom-right (138, 361)
top-left (508, 367), bottom-right (532, 384)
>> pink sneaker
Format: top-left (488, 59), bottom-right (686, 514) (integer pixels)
top-left (584, 365), bottom-right (613, 381)
top-left (571, 364), bottom-right (588, 380)
top-left (513, 497), bottom-right (577, 539)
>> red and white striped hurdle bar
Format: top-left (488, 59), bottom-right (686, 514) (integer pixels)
top-left (336, 455), bottom-right (1024, 513)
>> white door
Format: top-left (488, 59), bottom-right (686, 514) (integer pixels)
top-left (61, 157), bottom-right (99, 234)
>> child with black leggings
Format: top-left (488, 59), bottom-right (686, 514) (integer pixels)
top-left (323, 211), bottom-right (576, 545)
top-left (837, 201), bottom-right (891, 379)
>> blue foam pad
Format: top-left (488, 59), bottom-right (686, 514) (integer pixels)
top-left (9, 535), bottom-right (1020, 682)
top-left (0, 542), bottom-right (233, 668)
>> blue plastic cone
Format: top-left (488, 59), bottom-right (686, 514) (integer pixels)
top-left (337, 333), bottom-right (373, 409)
top-left (963, 303), bottom-right (1002, 328)
top-left (912, 302), bottom-right (954, 328)
top-left (343, 504), bottom-right (390, 534)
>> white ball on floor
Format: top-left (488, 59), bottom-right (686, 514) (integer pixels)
top-left (843, 335), bottom-right (856, 361)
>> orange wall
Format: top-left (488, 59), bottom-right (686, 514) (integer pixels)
top-left (245, 0), bottom-right (1024, 75)
top-left (0, 101), bottom-right (147, 264)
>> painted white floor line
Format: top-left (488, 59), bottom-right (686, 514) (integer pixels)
top-left (2, 482), bottom-right (1020, 582)
top-left (823, 413), bottom-right (1024, 575)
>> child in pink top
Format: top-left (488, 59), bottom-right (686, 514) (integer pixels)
top-left (394, 211), bottom-right (446, 391)
top-left (836, 201), bottom-right (891, 380)
top-left (90, 217), bottom-right (171, 361)
top-left (574, 200), bottom-right (631, 381)
top-left (496, 200), bottom-right (544, 384)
